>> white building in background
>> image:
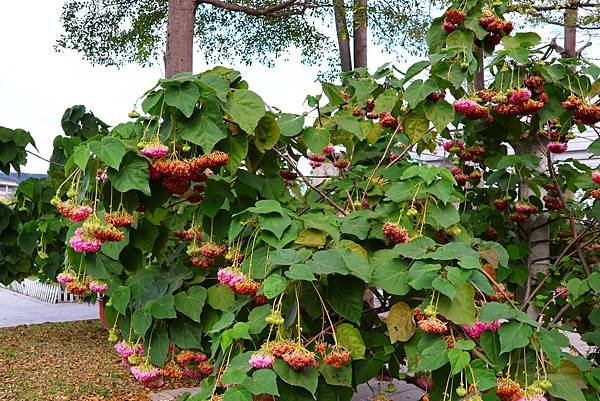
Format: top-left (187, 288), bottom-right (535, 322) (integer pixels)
top-left (0, 179), bottom-right (18, 201)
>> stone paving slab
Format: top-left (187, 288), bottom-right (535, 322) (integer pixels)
top-left (150, 379), bottom-right (423, 401)
top-left (0, 287), bottom-right (98, 327)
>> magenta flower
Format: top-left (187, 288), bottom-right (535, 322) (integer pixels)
top-left (57, 272), bottom-right (74, 284)
top-left (69, 205), bottom-right (93, 223)
top-left (130, 363), bottom-right (162, 383)
top-left (453, 99), bottom-right (479, 114)
top-left (70, 234), bottom-right (102, 253)
top-left (592, 170), bottom-right (600, 184)
top-left (442, 140), bottom-right (464, 152)
top-left (508, 88), bottom-right (532, 105)
top-left (114, 340), bottom-right (136, 358)
top-left (249, 352), bottom-right (274, 369)
top-left (323, 145), bottom-right (335, 154)
top-left (547, 142), bottom-right (568, 154)
top-left (463, 320), bottom-right (501, 340)
top-left (141, 144), bottom-right (169, 159)
top-left (88, 281), bottom-right (108, 293)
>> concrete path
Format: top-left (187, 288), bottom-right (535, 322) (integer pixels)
top-left (0, 287), bottom-right (98, 327)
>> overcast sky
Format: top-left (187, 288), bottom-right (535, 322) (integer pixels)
top-left (1, 0), bottom-right (410, 173)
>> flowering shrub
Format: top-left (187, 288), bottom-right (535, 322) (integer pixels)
top-left (7, 0), bottom-right (600, 400)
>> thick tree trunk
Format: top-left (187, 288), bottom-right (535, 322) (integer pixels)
top-left (473, 44), bottom-right (485, 91)
top-left (564, 0), bottom-right (577, 57)
top-left (352, 0), bottom-right (367, 68)
top-left (165, 0), bottom-right (197, 77)
top-left (333, 0), bottom-right (352, 72)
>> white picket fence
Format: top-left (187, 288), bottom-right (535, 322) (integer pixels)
top-left (6, 278), bottom-right (75, 303)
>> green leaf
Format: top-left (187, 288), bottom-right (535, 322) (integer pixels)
top-left (148, 325), bottom-right (170, 367)
top-left (373, 89), bottom-right (399, 114)
top-left (446, 30), bottom-right (474, 48)
top-left (294, 228), bottom-right (326, 248)
top-left (424, 100), bottom-right (454, 132)
top-left (259, 213), bottom-right (292, 239)
top-left (370, 253), bottom-right (410, 295)
top-left (180, 99), bottom-right (228, 154)
top-left (322, 82), bottom-right (346, 106)
top-left (285, 264), bottom-right (316, 281)
top-left (278, 114), bottom-right (305, 137)
top-left (498, 321), bottom-right (533, 354)
top-left (326, 275), bottom-right (364, 324)
top-left (73, 143), bottom-right (90, 170)
top-left (425, 202), bottom-right (460, 228)
top-left (480, 331), bottom-right (508, 369)
top-left (303, 126), bottom-right (330, 153)
top-left (502, 32), bottom-right (541, 50)
top-left (394, 236), bottom-right (436, 259)
top-left (262, 274), bottom-right (287, 299)
top-left (566, 277), bottom-right (589, 299)
top-left (448, 349), bottom-right (470, 375)
top-left (174, 286), bottom-right (207, 322)
top-left (164, 81), bottom-right (199, 117)
top-left (334, 109), bottom-right (364, 140)
top-left (479, 302), bottom-right (516, 322)
top-left (305, 250), bottom-right (350, 276)
top-left (247, 304), bottom-right (271, 334)
top-left (89, 137), bottom-right (126, 170)
top-left (401, 60), bottom-right (431, 84)
top-left (222, 89), bottom-right (266, 134)
top-left (146, 294), bottom-right (176, 319)
top-left (340, 216), bottom-right (370, 240)
top-left (336, 323), bottom-right (366, 360)
top-left (437, 283), bottom-right (476, 325)
top-left (588, 272), bottom-right (600, 293)
top-left (131, 309), bottom-right (152, 337)
top-left (170, 319), bottom-right (203, 349)
top-left (432, 276), bottom-right (456, 299)
top-left (107, 153), bottom-right (150, 196)
top-left (547, 373), bottom-right (586, 401)
top-left (386, 302), bottom-right (416, 343)
top-left (223, 386), bottom-right (253, 401)
top-left (273, 359), bottom-right (318, 395)
top-left (319, 363), bottom-right (352, 387)
top-left (220, 369), bottom-right (248, 385)
top-left (243, 369), bottom-right (280, 396)
top-left (111, 286), bottom-right (130, 315)
top-left (254, 113), bottom-right (280, 152)
top-left (207, 285), bottom-right (235, 311)
top-left (417, 338), bottom-right (448, 371)
top-left (403, 79), bottom-right (438, 108)
top-left (403, 107), bottom-right (430, 144)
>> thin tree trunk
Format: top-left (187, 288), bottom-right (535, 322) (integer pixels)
top-left (333, 0), bottom-right (352, 72)
top-left (165, 0), bottom-right (197, 77)
top-left (352, 0), bottom-right (367, 68)
top-left (473, 44), bottom-right (485, 91)
top-left (564, 0), bottom-right (577, 57)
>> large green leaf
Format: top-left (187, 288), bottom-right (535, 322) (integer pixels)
top-left (107, 153), bottom-right (151, 196)
top-left (170, 319), bottom-right (203, 349)
top-left (403, 79), bottom-right (438, 108)
top-left (273, 359), bottom-right (319, 395)
top-left (254, 113), bottom-right (280, 152)
top-left (437, 282), bottom-right (476, 325)
top-left (262, 274), bottom-right (287, 299)
top-left (277, 114), bottom-right (305, 137)
top-left (243, 369), bottom-right (280, 396)
top-left (336, 323), bottom-right (366, 359)
top-left (111, 285), bottom-right (131, 315)
top-left (303, 126), bottom-right (330, 153)
top-left (403, 107), bottom-right (430, 144)
top-left (305, 250), bottom-right (350, 276)
top-left (334, 109), bottom-right (364, 140)
top-left (326, 275), bottom-right (364, 324)
top-left (146, 294), bottom-right (177, 319)
top-left (498, 321), bottom-right (533, 354)
top-left (174, 286), bottom-right (207, 322)
top-left (547, 373), bottom-right (586, 401)
top-left (131, 309), bottom-right (152, 337)
top-left (89, 136), bottom-right (126, 170)
top-left (417, 338), bottom-right (448, 371)
top-left (424, 100), bottom-right (454, 132)
top-left (448, 348), bottom-right (470, 375)
top-left (164, 81), bottom-right (200, 117)
top-left (180, 98), bottom-right (228, 154)
top-left (370, 253), bottom-right (410, 295)
top-left (222, 89), bottom-right (266, 134)
top-left (207, 285), bottom-right (235, 311)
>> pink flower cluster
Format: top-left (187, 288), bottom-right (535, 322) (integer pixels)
top-left (442, 140), bottom-right (464, 153)
top-left (114, 340), bottom-right (136, 358)
top-left (141, 144), bottom-right (169, 159)
top-left (592, 170), bottom-right (600, 184)
top-left (547, 142), bottom-right (568, 154)
top-left (57, 272), bottom-right (74, 284)
top-left (517, 396), bottom-right (547, 401)
top-left (217, 268), bottom-right (246, 288)
top-left (463, 320), bottom-right (501, 340)
top-left (323, 145), bottom-right (335, 154)
top-left (131, 363), bottom-right (162, 383)
top-left (249, 352), bottom-right (274, 369)
top-left (97, 170), bottom-right (108, 182)
top-left (453, 99), bottom-right (489, 120)
top-left (88, 281), bottom-right (108, 293)
top-left (508, 88), bottom-right (532, 105)
top-left (555, 286), bottom-right (569, 299)
top-left (70, 228), bottom-right (102, 253)
top-left (70, 205), bottom-right (93, 223)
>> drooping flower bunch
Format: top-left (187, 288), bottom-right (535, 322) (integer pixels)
top-left (69, 227), bottom-right (102, 253)
top-left (175, 350), bottom-right (213, 378)
top-left (414, 306), bottom-right (449, 335)
top-left (130, 361), bottom-right (163, 386)
top-left (442, 140), bottom-right (465, 153)
top-left (104, 210), bottom-right (134, 227)
top-left (217, 267), bottom-right (260, 295)
top-left (249, 349), bottom-right (274, 369)
top-left (443, 8), bottom-right (466, 31)
top-left (88, 280), bottom-right (108, 294)
top-left (462, 320), bottom-right (501, 340)
top-left (453, 98), bottom-right (490, 120)
top-left (139, 138), bottom-right (170, 159)
top-left (479, 9), bottom-right (513, 36)
top-left (322, 345), bottom-right (352, 368)
top-left (382, 222), bottom-right (411, 244)
top-left (563, 94), bottom-right (600, 125)
top-left (55, 199), bottom-right (93, 223)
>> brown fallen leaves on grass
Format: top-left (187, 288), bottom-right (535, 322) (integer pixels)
top-left (0, 320), bottom-right (194, 401)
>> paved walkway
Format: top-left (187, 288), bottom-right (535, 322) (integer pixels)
top-left (0, 287), bottom-right (98, 327)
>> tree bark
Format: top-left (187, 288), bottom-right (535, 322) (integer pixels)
top-left (564, 0), bottom-right (578, 57)
top-left (165, 0), bottom-right (197, 78)
top-left (352, 0), bottom-right (367, 68)
top-left (473, 44), bottom-right (485, 91)
top-left (333, 0), bottom-right (352, 72)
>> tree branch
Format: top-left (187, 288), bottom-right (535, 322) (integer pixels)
top-left (196, 0), bottom-right (309, 16)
